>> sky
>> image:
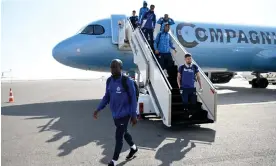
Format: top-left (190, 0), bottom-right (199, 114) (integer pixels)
top-left (1, 0), bottom-right (276, 80)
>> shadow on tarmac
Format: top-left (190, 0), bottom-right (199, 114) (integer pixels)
top-left (2, 100), bottom-right (216, 165)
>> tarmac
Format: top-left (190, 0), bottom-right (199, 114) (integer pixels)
top-left (1, 79), bottom-right (276, 166)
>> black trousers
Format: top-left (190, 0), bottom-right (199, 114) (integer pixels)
top-left (181, 87), bottom-right (197, 104)
top-left (157, 53), bottom-right (173, 71)
top-left (142, 28), bottom-right (154, 51)
top-left (113, 115), bottom-right (134, 160)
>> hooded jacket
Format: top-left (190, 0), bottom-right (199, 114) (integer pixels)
top-left (97, 74), bottom-right (137, 119)
top-left (139, 1), bottom-right (149, 22)
top-left (154, 31), bottom-right (175, 53)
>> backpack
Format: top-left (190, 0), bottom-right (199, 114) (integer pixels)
top-left (156, 32), bottom-right (162, 48)
top-left (179, 64), bottom-right (198, 82)
top-left (106, 75), bottom-right (139, 103)
top-left (155, 32), bottom-right (162, 56)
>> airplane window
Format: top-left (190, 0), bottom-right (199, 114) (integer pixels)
top-left (80, 25), bottom-right (94, 35)
top-left (93, 25), bottom-right (105, 35)
top-left (79, 24), bottom-right (105, 35)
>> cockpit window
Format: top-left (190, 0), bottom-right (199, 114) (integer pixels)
top-left (93, 25), bottom-right (105, 35)
top-left (80, 25), bottom-right (94, 35)
top-left (79, 24), bottom-right (105, 35)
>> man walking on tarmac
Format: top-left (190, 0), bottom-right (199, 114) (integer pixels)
top-left (94, 59), bottom-right (138, 166)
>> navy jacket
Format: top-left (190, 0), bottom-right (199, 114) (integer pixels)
top-left (97, 74), bottom-right (137, 119)
top-left (140, 10), bottom-right (156, 29)
top-left (130, 16), bottom-right (138, 28)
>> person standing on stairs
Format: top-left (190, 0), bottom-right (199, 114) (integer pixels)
top-left (138, 1), bottom-right (149, 24)
top-left (154, 24), bottom-right (177, 77)
top-left (130, 10), bottom-right (139, 29)
top-left (177, 54), bottom-right (203, 111)
top-left (139, 4), bottom-right (156, 51)
top-left (93, 59), bottom-right (138, 166)
top-left (157, 14), bottom-right (175, 32)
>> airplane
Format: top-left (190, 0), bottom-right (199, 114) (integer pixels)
top-left (52, 15), bottom-right (276, 89)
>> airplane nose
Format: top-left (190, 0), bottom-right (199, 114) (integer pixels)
top-left (52, 35), bottom-right (79, 64)
top-left (52, 42), bottom-right (64, 63)
top-left (52, 40), bottom-right (72, 65)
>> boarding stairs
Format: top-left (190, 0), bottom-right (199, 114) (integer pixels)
top-left (111, 14), bottom-right (217, 127)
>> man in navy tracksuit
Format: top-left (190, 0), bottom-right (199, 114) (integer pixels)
top-left (140, 4), bottom-right (156, 51)
top-left (154, 24), bottom-right (177, 77)
top-left (94, 59), bottom-right (138, 166)
top-left (177, 54), bottom-right (203, 110)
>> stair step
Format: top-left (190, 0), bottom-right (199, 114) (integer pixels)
top-left (172, 112), bottom-right (190, 118)
top-left (171, 88), bottom-right (181, 94)
top-left (172, 104), bottom-right (184, 110)
top-left (168, 83), bottom-right (177, 87)
top-left (172, 102), bottom-right (203, 111)
top-left (170, 84), bottom-right (178, 87)
top-left (172, 102), bottom-right (183, 106)
top-left (172, 107), bottom-right (203, 114)
top-left (172, 91), bottom-right (181, 95)
top-left (168, 81), bottom-right (177, 84)
top-left (172, 110), bottom-right (189, 115)
top-left (167, 77), bottom-right (177, 80)
top-left (171, 118), bottom-right (214, 125)
top-left (172, 93), bottom-right (181, 96)
top-left (172, 109), bottom-right (209, 122)
top-left (170, 85), bottom-right (179, 88)
top-left (168, 75), bottom-right (177, 79)
top-left (172, 95), bottom-right (182, 102)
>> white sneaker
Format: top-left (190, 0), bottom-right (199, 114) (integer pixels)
top-left (163, 70), bottom-right (169, 77)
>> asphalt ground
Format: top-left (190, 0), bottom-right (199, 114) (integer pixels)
top-left (1, 79), bottom-right (276, 166)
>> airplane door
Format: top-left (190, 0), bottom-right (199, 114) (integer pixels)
top-left (111, 15), bottom-right (126, 44)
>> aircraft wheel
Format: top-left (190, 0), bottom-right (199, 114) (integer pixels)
top-left (258, 78), bottom-right (269, 88)
top-left (251, 78), bottom-right (259, 88)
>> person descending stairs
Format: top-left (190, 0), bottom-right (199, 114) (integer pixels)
top-left (116, 16), bottom-right (217, 127)
top-left (165, 60), bottom-right (211, 125)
